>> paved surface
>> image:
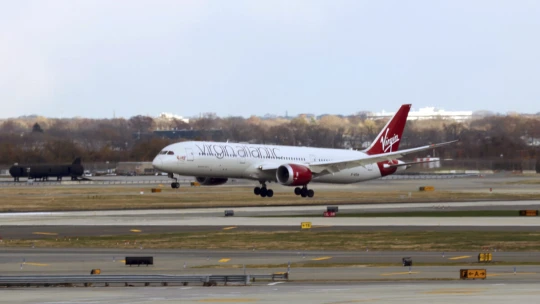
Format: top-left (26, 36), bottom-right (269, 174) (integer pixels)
top-left (1, 248), bottom-right (540, 275)
top-left (4, 281), bottom-right (540, 303)
top-left (2, 213), bottom-right (540, 226)
top-left (1, 199), bottom-right (540, 227)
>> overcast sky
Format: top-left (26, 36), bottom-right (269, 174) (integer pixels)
top-left (1, 0), bottom-right (539, 118)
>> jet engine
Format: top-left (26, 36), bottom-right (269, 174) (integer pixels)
top-left (195, 177), bottom-right (229, 186)
top-left (276, 164), bottom-right (312, 186)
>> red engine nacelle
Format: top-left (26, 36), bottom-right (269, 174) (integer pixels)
top-left (195, 177), bottom-right (229, 186)
top-left (276, 164), bottom-right (312, 186)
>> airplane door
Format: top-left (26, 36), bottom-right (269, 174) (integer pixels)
top-left (309, 154), bottom-right (317, 163)
top-left (185, 148), bottom-right (194, 161)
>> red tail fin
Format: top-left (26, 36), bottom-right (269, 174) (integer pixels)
top-left (366, 104), bottom-right (411, 155)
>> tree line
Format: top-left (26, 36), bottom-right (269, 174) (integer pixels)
top-left (0, 113), bottom-right (539, 166)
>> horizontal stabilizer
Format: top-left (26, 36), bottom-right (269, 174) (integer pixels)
top-left (384, 159), bottom-right (439, 168)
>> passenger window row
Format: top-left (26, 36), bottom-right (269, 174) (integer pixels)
top-left (197, 153), bottom-right (306, 161)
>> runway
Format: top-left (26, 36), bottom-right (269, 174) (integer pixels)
top-left (3, 248), bottom-right (540, 268)
top-left (4, 281), bottom-right (540, 304)
top-left (1, 211), bottom-right (540, 227)
top-left (2, 247), bottom-right (540, 283)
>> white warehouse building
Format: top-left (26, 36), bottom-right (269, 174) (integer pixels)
top-left (369, 107), bottom-right (473, 122)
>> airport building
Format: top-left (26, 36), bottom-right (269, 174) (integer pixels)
top-left (368, 107), bottom-right (473, 122)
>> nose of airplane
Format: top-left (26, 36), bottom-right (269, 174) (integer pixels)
top-left (152, 156), bottom-right (163, 170)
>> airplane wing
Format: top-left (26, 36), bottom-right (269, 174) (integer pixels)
top-left (256, 163), bottom-right (280, 171)
top-left (309, 140), bottom-right (457, 175)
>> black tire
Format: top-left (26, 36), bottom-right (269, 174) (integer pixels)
top-left (175, 182), bottom-right (180, 189)
top-left (307, 189), bottom-right (314, 198)
top-left (267, 189), bottom-right (274, 197)
top-left (260, 187), bottom-right (268, 197)
top-left (171, 182), bottom-right (176, 189)
top-left (254, 187), bottom-right (261, 195)
top-left (294, 187), bottom-right (301, 195)
top-left (300, 188), bottom-right (307, 197)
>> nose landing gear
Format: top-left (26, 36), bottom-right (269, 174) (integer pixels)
top-left (168, 173), bottom-right (180, 189)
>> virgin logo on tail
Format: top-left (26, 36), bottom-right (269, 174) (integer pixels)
top-left (380, 128), bottom-right (400, 153)
top-left (365, 104), bottom-right (410, 155)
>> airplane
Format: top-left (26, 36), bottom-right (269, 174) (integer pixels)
top-left (152, 104), bottom-right (457, 198)
top-left (9, 157), bottom-right (84, 182)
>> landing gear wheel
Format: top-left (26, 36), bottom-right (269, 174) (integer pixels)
top-left (254, 187), bottom-right (261, 195)
top-left (171, 182), bottom-right (180, 189)
top-left (307, 189), bottom-right (314, 198)
top-left (300, 188), bottom-right (307, 197)
top-left (260, 187), bottom-right (268, 197)
top-left (294, 187), bottom-right (301, 195)
top-left (267, 189), bottom-right (274, 198)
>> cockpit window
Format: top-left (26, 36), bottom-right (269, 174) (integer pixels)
top-left (159, 150), bottom-right (168, 155)
top-left (167, 151), bottom-right (175, 155)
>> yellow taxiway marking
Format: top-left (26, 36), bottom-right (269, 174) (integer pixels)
top-left (24, 262), bottom-right (49, 267)
top-left (197, 299), bottom-right (258, 303)
top-left (118, 260), bottom-right (126, 263)
top-left (32, 232), bottom-right (58, 236)
top-left (130, 229), bottom-right (142, 233)
top-left (218, 258), bottom-right (231, 263)
top-left (448, 255), bottom-right (471, 260)
top-left (222, 226), bottom-right (237, 230)
top-left (311, 256), bottom-right (332, 261)
top-left (423, 288), bottom-right (486, 295)
top-left (380, 271), bottom-right (420, 276)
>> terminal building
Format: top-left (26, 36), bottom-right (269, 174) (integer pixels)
top-left (368, 107), bottom-right (473, 122)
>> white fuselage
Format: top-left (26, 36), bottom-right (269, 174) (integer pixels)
top-left (152, 141), bottom-right (406, 184)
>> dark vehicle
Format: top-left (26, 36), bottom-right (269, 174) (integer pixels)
top-left (9, 158), bottom-right (84, 181)
top-left (402, 257), bottom-right (412, 267)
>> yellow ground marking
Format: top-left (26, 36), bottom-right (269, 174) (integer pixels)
top-left (32, 232), bottom-right (58, 236)
top-left (130, 229), bottom-right (142, 233)
top-left (423, 288), bottom-right (486, 295)
top-left (222, 226), bottom-right (237, 230)
top-left (24, 262), bottom-right (49, 267)
top-left (197, 299), bottom-right (258, 303)
top-left (311, 256), bottom-right (332, 261)
top-left (118, 260), bottom-right (126, 263)
top-left (380, 271), bottom-right (420, 276)
top-left (448, 255), bottom-right (471, 260)
top-left (218, 258), bottom-right (231, 263)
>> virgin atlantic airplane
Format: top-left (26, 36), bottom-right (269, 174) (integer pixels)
top-left (152, 104), bottom-right (456, 198)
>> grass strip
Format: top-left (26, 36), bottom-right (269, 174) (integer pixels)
top-left (0, 186), bottom-right (539, 212)
top-left (3, 230), bottom-right (540, 251)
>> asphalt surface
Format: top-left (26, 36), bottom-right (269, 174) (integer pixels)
top-left (1, 248), bottom-right (540, 278)
top-left (4, 282), bottom-right (540, 304)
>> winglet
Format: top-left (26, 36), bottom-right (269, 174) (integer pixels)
top-left (365, 104), bottom-right (411, 155)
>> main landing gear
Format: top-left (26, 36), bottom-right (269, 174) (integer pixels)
top-left (253, 182), bottom-right (274, 198)
top-left (294, 186), bottom-right (314, 198)
top-left (168, 173), bottom-right (180, 189)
